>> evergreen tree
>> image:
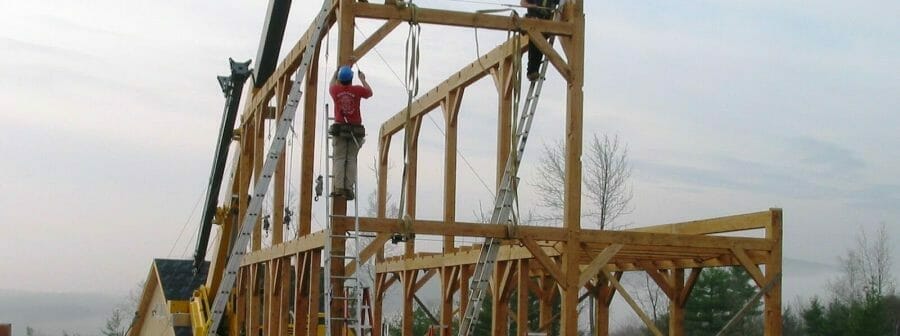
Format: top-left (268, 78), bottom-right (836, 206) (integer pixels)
top-left (782, 306), bottom-right (805, 336)
top-left (684, 267), bottom-right (760, 335)
top-left (802, 297), bottom-right (827, 335)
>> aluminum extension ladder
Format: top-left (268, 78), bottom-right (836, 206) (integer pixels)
top-left (457, 36), bottom-right (556, 336)
top-left (323, 109), bottom-right (372, 335)
top-left (204, 1), bottom-right (333, 334)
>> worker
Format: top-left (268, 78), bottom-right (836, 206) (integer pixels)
top-left (521, 0), bottom-right (561, 81)
top-left (329, 64), bottom-right (372, 201)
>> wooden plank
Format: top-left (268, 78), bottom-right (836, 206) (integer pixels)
top-left (577, 244), bottom-right (623, 288)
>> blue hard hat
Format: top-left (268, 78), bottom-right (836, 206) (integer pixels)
top-left (338, 66), bottom-right (354, 82)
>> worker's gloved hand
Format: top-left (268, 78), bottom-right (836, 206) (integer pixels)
top-left (358, 70), bottom-right (366, 80)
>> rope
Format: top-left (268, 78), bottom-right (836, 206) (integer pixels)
top-left (395, 4), bottom-right (422, 239)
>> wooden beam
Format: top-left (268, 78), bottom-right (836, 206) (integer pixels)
top-left (353, 2), bottom-right (573, 35)
top-left (241, 231), bottom-right (326, 266)
top-left (632, 211), bottom-right (772, 235)
top-left (332, 216), bottom-right (774, 251)
top-left (601, 270), bottom-right (664, 336)
top-left (380, 36), bottom-right (528, 137)
top-left (677, 268), bottom-right (702, 307)
top-left (732, 246), bottom-right (766, 287)
top-left (353, 19), bottom-right (401, 60)
top-left (521, 238), bottom-right (566, 285)
top-left (577, 244), bottom-right (623, 288)
top-left (639, 262), bottom-right (675, 301)
top-left (414, 268), bottom-right (437, 293)
top-left (525, 29), bottom-right (571, 81)
top-left (346, 233), bottom-right (391, 275)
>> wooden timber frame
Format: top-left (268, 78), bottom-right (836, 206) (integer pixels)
top-left (216, 0), bottom-right (784, 335)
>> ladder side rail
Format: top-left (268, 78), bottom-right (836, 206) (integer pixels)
top-left (206, 2), bottom-right (333, 334)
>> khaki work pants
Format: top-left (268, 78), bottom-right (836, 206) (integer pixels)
top-left (333, 134), bottom-right (364, 193)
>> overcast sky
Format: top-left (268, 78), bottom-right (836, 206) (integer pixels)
top-left (1, 0), bottom-right (898, 330)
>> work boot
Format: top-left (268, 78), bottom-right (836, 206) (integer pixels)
top-left (343, 188), bottom-right (355, 201)
top-left (527, 71), bottom-right (540, 81)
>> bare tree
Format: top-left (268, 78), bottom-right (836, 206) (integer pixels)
top-left (532, 133), bottom-right (634, 334)
top-left (584, 134), bottom-right (632, 230)
top-left (532, 133), bottom-right (632, 229)
top-left (830, 223), bottom-right (895, 303)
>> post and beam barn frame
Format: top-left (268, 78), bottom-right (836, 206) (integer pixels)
top-left (213, 1), bottom-right (784, 335)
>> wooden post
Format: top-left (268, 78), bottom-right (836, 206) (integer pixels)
top-left (442, 90), bottom-right (463, 253)
top-left (273, 78), bottom-right (290, 244)
top-left (459, 265), bottom-right (472, 328)
top-left (253, 105), bottom-right (265, 251)
top-left (295, 253), bottom-right (310, 336)
top-left (374, 273), bottom-right (390, 336)
top-left (516, 260), bottom-right (529, 336)
top-left (764, 209), bottom-right (783, 335)
top-left (264, 260), bottom-right (275, 335)
top-left (402, 270), bottom-right (419, 336)
top-left (669, 269), bottom-right (685, 336)
top-left (594, 274), bottom-right (611, 336)
top-left (330, 1), bottom-right (355, 334)
top-left (440, 266), bottom-right (456, 336)
top-left (560, 1), bottom-right (585, 333)
top-left (538, 275), bottom-right (555, 332)
top-left (249, 265), bottom-right (261, 336)
top-left (404, 117), bottom-right (423, 257)
top-left (494, 56), bottom-right (514, 188)
top-left (307, 251), bottom-right (322, 336)
top-left (298, 44), bottom-right (320, 237)
top-left (236, 268), bottom-right (248, 336)
top-left (491, 261), bottom-right (510, 336)
top-left (376, 137), bottom-right (390, 262)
